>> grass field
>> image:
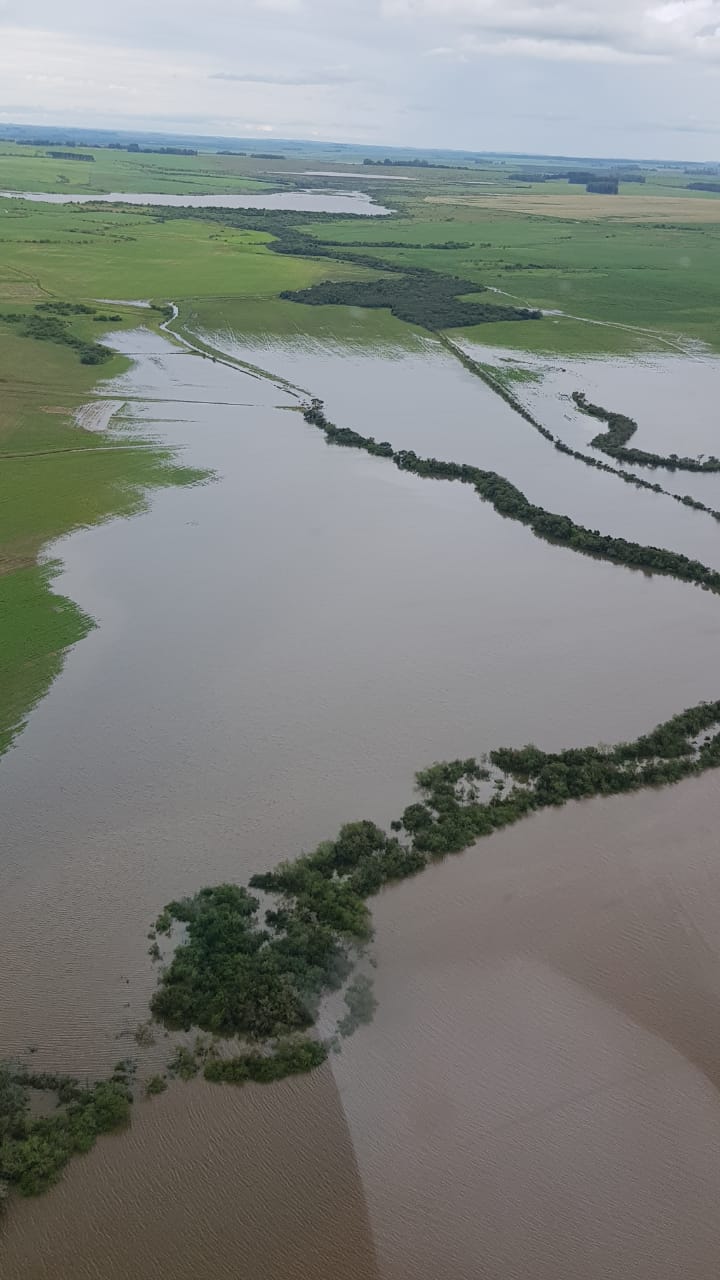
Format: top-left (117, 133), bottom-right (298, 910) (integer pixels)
top-left (0, 145), bottom-right (277, 195)
top-left (0, 201), bottom-right (369, 300)
top-left (299, 202), bottom-right (720, 352)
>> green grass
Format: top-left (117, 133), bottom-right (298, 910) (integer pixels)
top-left (0, 202), bottom-right (366, 299)
top-left (0, 563), bottom-right (94, 756)
top-left (299, 206), bottom-right (720, 352)
top-left (0, 297), bottom-right (204, 756)
top-left (0, 145), bottom-right (276, 195)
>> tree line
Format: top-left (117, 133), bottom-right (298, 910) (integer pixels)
top-left (573, 391), bottom-right (720, 473)
top-left (301, 397), bottom-right (720, 591)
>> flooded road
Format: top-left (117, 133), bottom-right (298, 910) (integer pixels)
top-left (3, 327), bottom-right (720, 1277)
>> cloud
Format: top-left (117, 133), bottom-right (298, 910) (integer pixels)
top-left (210, 69), bottom-right (356, 85)
top-left (1, 1), bottom-right (720, 158)
top-left (384, 0), bottom-right (720, 63)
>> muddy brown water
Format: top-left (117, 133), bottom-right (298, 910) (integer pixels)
top-left (2, 329), bottom-right (720, 1277)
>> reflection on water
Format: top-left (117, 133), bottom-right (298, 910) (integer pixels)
top-left (3, 328), bottom-right (720, 1278)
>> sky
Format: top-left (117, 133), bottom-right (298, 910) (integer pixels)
top-left (1, 0), bottom-right (720, 159)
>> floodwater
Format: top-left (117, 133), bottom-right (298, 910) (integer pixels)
top-left (199, 324), bottom-right (720, 570)
top-left (458, 337), bottom-right (720, 510)
top-left (3, 328), bottom-right (720, 1278)
top-left (0, 189), bottom-right (390, 214)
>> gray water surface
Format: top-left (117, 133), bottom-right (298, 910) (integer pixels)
top-left (0, 189), bottom-right (391, 213)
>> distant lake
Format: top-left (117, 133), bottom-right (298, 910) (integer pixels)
top-left (0, 188), bottom-right (391, 214)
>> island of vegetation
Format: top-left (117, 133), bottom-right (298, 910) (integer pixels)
top-left (0, 1061), bottom-right (133, 1206)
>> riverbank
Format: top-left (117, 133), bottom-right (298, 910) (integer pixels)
top-left (0, 305), bottom-right (204, 756)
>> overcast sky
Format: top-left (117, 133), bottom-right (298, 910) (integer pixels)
top-left (1, 0), bottom-right (720, 158)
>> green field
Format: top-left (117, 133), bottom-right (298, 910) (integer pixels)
top-left (0, 144), bottom-right (277, 195)
top-left (0, 201), bottom-right (369, 300)
top-left (298, 206), bottom-right (720, 352)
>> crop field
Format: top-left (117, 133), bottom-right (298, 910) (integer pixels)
top-left (424, 191), bottom-right (720, 222)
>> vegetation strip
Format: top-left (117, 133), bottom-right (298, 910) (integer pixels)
top-left (572, 390), bottom-right (720, 473)
top-left (301, 398), bottom-right (720, 590)
top-left (440, 337), bottom-right (720, 525)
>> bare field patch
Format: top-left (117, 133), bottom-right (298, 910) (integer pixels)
top-left (425, 193), bottom-right (720, 223)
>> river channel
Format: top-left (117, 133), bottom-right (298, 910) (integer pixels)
top-left (2, 326), bottom-right (720, 1278)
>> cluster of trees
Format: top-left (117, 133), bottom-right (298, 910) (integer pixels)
top-left (107, 143), bottom-right (198, 155)
top-left (302, 398), bottom-right (720, 592)
top-left (150, 208), bottom-right (519, 335)
top-left (149, 689), bottom-right (720, 1085)
top-left (687, 182), bottom-right (720, 193)
top-left (573, 391), bottom-right (720, 473)
top-left (47, 151), bottom-right (94, 162)
top-left (586, 180), bottom-right (619, 195)
top-left (3, 301), bottom-right (114, 365)
top-left (203, 1039), bottom-right (327, 1084)
top-left (150, 820), bottom-right (426, 1057)
top-left (0, 1062), bottom-right (132, 1204)
top-left (281, 274), bottom-right (540, 330)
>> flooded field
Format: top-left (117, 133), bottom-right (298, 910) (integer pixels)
top-left (200, 322), bottom-right (720, 569)
top-left (457, 337), bottom-right (720, 509)
top-left (3, 325), bottom-right (720, 1278)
